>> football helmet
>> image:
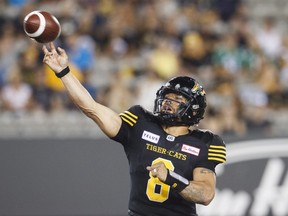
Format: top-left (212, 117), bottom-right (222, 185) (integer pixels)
top-left (153, 76), bottom-right (207, 126)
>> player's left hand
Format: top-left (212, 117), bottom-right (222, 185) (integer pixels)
top-left (146, 162), bottom-right (168, 182)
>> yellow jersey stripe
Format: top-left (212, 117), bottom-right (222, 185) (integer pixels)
top-left (120, 113), bottom-right (137, 124)
top-left (120, 116), bottom-right (134, 126)
top-left (208, 153), bottom-right (226, 159)
top-left (124, 111), bottom-right (138, 119)
top-left (210, 145), bottom-right (226, 150)
top-left (208, 157), bottom-right (226, 163)
top-left (208, 149), bottom-right (226, 154)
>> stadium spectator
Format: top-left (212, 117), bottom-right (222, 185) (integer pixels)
top-left (0, 65), bottom-right (33, 116)
top-left (254, 16), bottom-right (283, 61)
top-left (30, 66), bottom-right (54, 112)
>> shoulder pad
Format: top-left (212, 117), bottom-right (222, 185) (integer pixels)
top-left (191, 129), bottom-right (215, 144)
top-left (119, 105), bottom-right (155, 126)
top-left (119, 105), bottom-right (141, 127)
top-left (192, 129), bottom-right (226, 164)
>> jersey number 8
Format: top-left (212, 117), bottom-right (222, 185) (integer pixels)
top-left (146, 157), bottom-right (174, 203)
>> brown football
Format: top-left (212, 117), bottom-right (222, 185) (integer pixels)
top-left (23, 11), bottom-right (61, 43)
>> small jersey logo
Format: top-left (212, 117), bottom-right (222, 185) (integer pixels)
top-left (142, 130), bottom-right (160, 144)
top-left (181, 144), bottom-right (200, 156)
top-left (166, 135), bottom-right (175, 142)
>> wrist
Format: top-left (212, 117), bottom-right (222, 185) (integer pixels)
top-left (164, 170), bottom-right (189, 192)
top-left (56, 66), bottom-right (70, 78)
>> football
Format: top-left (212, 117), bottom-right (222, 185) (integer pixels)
top-left (23, 10), bottom-right (61, 43)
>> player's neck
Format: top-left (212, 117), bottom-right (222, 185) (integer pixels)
top-left (162, 125), bottom-right (190, 137)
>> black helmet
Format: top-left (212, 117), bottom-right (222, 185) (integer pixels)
top-left (153, 76), bottom-right (207, 126)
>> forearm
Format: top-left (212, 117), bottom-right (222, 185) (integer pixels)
top-left (153, 164), bottom-right (216, 205)
top-left (60, 71), bottom-right (121, 137)
top-left (61, 71), bottom-right (94, 112)
top-left (179, 181), bottom-right (215, 205)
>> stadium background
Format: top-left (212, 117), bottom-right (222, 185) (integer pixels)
top-left (0, 0), bottom-right (288, 216)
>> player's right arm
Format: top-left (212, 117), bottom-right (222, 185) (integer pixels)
top-left (42, 42), bottom-right (122, 138)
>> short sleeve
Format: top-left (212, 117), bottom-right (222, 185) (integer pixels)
top-left (195, 131), bottom-right (226, 172)
top-left (207, 134), bottom-right (226, 165)
top-left (110, 105), bottom-right (141, 145)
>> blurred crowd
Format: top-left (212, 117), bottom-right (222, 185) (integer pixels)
top-left (1, 0), bottom-right (288, 138)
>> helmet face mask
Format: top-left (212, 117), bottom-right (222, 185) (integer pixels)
top-left (160, 94), bottom-right (187, 115)
top-left (153, 76), bottom-right (207, 126)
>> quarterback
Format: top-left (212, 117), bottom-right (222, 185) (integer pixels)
top-left (43, 42), bottom-right (226, 216)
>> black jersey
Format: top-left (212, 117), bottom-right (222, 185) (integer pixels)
top-left (111, 105), bottom-right (226, 216)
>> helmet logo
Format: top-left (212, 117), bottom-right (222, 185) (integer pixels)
top-left (200, 89), bottom-right (206, 96)
top-left (191, 82), bottom-right (206, 96)
top-left (191, 83), bottom-right (200, 93)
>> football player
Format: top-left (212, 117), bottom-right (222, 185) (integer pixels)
top-left (43, 42), bottom-right (226, 216)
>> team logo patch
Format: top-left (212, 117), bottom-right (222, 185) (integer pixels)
top-left (142, 130), bottom-right (160, 144)
top-left (166, 135), bottom-right (175, 142)
top-left (181, 144), bottom-right (200, 156)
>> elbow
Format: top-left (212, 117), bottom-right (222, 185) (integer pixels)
top-left (201, 191), bottom-right (215, 206)
top-left (181, 184), bottom-right (215, 206)
top-left (201, 199), bottom-right (212, 206)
